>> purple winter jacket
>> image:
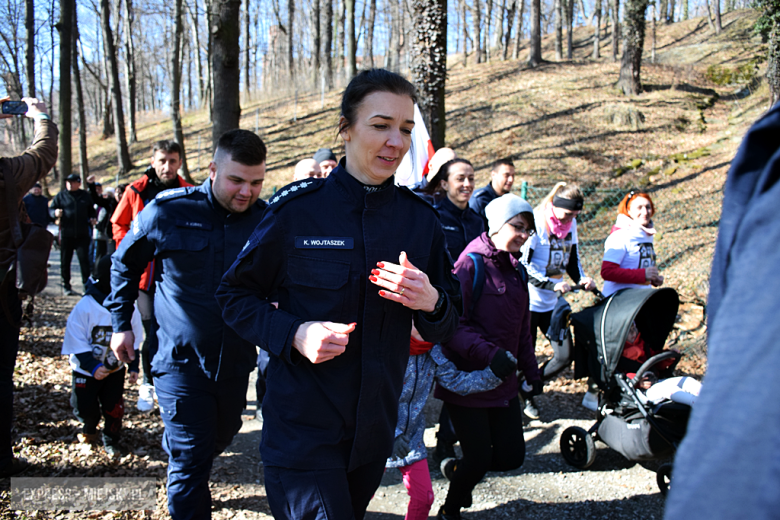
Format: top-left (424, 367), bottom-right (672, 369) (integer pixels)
top-left (435, 233), bottom-right (541, 408)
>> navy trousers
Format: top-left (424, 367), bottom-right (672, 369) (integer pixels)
top-left (264, 461), bottom-right (386, 520)
top-left (154, 371), bottom-right (248, 520)
top-left (0, 284), bottom-right (21, 471)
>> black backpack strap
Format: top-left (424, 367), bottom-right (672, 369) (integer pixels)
top-left (467, 252), bottom-right (485, 315)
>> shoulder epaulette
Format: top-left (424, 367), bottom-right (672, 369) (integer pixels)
top-left (154, 186), bottom-right (195, 203)
top-left (267, 179), bottom-right (324, 209)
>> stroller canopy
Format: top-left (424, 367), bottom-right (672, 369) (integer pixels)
top-left (572, 287), bottom-right (679, 389)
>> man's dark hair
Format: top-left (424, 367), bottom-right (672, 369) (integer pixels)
top-left (215, 129), bottom-right (267, 166)
top-left (339, 68), bottom-right (417, 134)
top-left (152, 140), bottom-right (183, 157)
top-left (492, 158), bottom-right (515, 171)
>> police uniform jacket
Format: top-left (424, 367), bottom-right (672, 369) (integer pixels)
top-left (106, 179), bottom-right (266, 380)
top-left (434, 195), bottom-right (485, 262)
top-left (216, 163), bottom-right (462, 472)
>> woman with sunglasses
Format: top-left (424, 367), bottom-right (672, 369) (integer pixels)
top-left (520, 182), bottom-right (596, 419)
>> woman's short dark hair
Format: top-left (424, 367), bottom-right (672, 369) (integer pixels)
top-left (422, 158), bottom-right (473, 195)
top-left (339, 69), bottom-right (417, 134)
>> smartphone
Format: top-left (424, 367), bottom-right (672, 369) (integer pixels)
top-left (1, 101), bottom-right (28, 115)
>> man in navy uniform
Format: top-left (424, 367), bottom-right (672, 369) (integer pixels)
top-left (106, 129), bottom-right (267, 520)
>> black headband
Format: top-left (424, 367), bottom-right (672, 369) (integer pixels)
top-left (552, 195), bottom-right (583, 211)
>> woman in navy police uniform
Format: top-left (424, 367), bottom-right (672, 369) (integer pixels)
top-left (216, 69), bottom-right (462, 520)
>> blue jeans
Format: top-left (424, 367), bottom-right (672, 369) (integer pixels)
top-left (154, 371), bottom-right (248, 520)
top-left (0, 284), bottom-right (22, 471)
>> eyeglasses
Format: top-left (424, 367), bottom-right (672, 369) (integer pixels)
top-left (508, 222), bottom-right (534, 236)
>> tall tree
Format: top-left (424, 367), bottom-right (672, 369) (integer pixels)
top-left (324, 0), bottom-right (333, 87)
top-left (611, 0), bottom-right (620, 61)
top-left (616, 0), bottom-right (648, 95)
top-left (472, 0), bottom-right (483, 63)
top-left (461, 0), bottom-right (469, 66)
top-left (244, 0), bottom-right (251, 94)
top-left (528, 0), bottom-right (542, 65)
top-left (313, 0), bottom-right (321, 84)
top-left (503, 0), bottom-right (516, 59)
top-left (55, 0), bottom-right (72, 190)
top-left (555, 0), bottom-right (563, 59)
top-left (123, 0), bottom-right (138, 143)
top-left (72, 6), bottom-right (89, 180)
top-left (593, 0), bottom-right (602, 58)
top-left (25, 0), bottom-right (34, 96)
top-left (484, 0), bottom-right (492, 62)
top-left (288, 0), bottom-right (294, 80)
top-left (346, 0), bottom-right (356, 78)
top-left (365, 0), bottom-right (376, 67)
top-left (186, 0), bottom-right (205, 105)
top-left (754, 0), bottom-right (780, 106)
top-left (211, 0), bottom-right (241, 147)
top-left (100, 0), bottom-right (133, 175)
top-left (713, 0), bottom-right (722, 33)
top-left (566, 0), bottom-right (574, 59)
top-left (512, 0), bottom-right (525, 59)
top-left (411, 0), bottom-right (447, 148)
top-left (172, 0), bottom-right (192, 182)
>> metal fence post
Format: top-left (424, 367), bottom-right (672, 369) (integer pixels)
top-left (521, 181), bottom-right (528, 200)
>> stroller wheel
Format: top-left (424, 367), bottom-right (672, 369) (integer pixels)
top-left (657, 463), bottom-right (673, 496)
top-left (560, 426), bottom-right (596, 469)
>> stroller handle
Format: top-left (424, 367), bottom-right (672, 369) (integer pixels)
top-left (633, 351), bottom-right (682, 382)
top-left (557, 284), bottom-right (604, 300)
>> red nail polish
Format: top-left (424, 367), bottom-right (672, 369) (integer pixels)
top-left (377, 262), bottom-right (385, 268)
top-left (379, 290), bottom-right (387, 297)
top-left (369, 275), bottom-right (377, 282)
top-left (371, 269), bottom-right (380, 275)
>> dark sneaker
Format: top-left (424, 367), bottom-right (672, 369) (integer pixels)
top-left (0, 457), bottom-right (29, 478)
top-left (523, 396), bottom-right (540, 420)
top-left (64, 288), bottom-right (77, 296)
top-left (436, 506), bottom-right (462, 520)
top-left (440, 457), bottom-right (457, 481)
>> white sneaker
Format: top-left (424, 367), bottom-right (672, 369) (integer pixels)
top-left (137, 384), bottom-right (156, 413)
top-left (582, 391), bottom-right (599, 411)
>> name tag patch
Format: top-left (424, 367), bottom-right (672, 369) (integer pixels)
top-left (295, 237), bottom-right (354, 249)
top-left (176, 220), bottom-right (212, 230)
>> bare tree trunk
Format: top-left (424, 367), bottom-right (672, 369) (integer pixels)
top-left (346, 0), bottom-right (356, 78)
top-left (73, 6), bottom-right (89, 180)
top-left (768, 25), bottom-right (780, 107)
top-left (172, 0), bottom-right (192, 182)
top-left (244, 0), bottom-right (251, 95)
top-left (528, 0), bottom-right (542, 65)
top-left (503, 0), bottom-right (516, 59)
top-left (313, 0), bottom-right (321, 85)
top-left (555, 0), bottom-right (563, 59)
top-left (25, 0), bottom-right (35, 96)
top-left (566, 0), bottom-right (574, 59)
top-left (56, 0), bottom-right (72, 190)
top-left (704, 0), bottom-right (716, 32)
top-left (462, 0), bottom-right (469, 65)
top-left (288, 0), bottom-right (294, 80)
top-left (411, 0), bottom-right (447, 148)
top-left (617, 0), bottom-right (647, 95)
top-left (366, 0), bottom-right (376, 67)
top-left (713, 0), bottom-right (722, 33)
top-left (337, 0), bottom-right (345, 80)
top-left (394, 0), bottom-right (403, 71)
top-left (650, 1), bottom-right (656, 63)
top-left (324, 0), bottom-right (333, 87)
top-left (682, 0), bottom-right (687, 19)
top-left (211, 0), bottom-right (241, 147)
top-left (513, 0), bottom-right (525, 59)
top-left (472, 0), bottom-right (483, 63)
top-left (100, 0), bottom-right (133, 174)
top-left (484, 0), bottom-right (492, 62)
top-left (668, 0), bottom-right (675, 22)
top-left (659, 0), bottom-right (667, 22)
top-left (593, 0), bottom-right (601, 58)
top-left (497, 0), bottom-right (506, 57)
top-left (186, 0), bottom-right (205, 105)
top-left (205, 0), bottom-right (214, 121)
top-left (123, 0), bottom-right (138, 143)
top-left (611, 0), bottom-right (620, 61)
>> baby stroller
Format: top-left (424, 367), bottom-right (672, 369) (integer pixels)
top-left (558, 287), bottom-right (689, 495)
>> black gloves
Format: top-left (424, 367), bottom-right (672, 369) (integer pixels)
top-left (490, 349), bottom-right (518, 380)
top-left (392, 433), bottom-right (410, 460)
top-left (529, 379), bottom-right (543, 397)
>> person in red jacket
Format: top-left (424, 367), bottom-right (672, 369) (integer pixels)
top-left (110, 140), bottom-right (191, 412)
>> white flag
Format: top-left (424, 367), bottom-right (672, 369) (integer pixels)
top-left (395, 104), bottom-right (435, 187)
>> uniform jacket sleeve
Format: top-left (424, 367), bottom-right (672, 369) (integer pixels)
top-left (412, 222), bottom-right (462, 345)
top-left (105, 206), bottom-right (157, 333)
top-left (216, 212), bottom-right (304, 365)
top-left (431, 344), bottom-right (503, 395)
